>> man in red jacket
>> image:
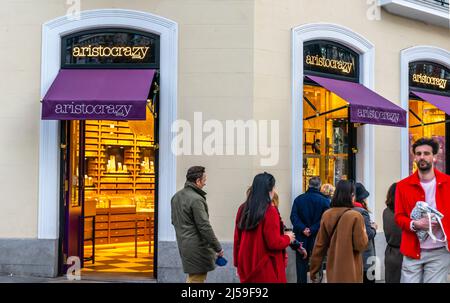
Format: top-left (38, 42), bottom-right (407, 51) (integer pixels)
top-left (395, 137), bottom-right (450, 283)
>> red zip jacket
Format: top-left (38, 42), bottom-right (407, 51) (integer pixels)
top-left (395, 169), bottom-right (450, 259)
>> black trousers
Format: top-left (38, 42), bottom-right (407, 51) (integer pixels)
top-left (295, 251), bottom-right (309, 283)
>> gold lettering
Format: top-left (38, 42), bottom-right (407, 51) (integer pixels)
top-left (306, 55), bottom-right (312, 65)
top-left (81, 47), bottom-right (90, 56)
top-left (111, 47), bottom-right (120, 57)
top-left (304, 54), bottom-right (353, 74)
top-left (87, 45), bottom-right (93, 56)
top-left (102, 47), bottom-right (111, 56)
top-left (344, 62), bottom-right (353, 74)
top-left (140, 46), bottom-right (150, 59)
top-left (72, 47), bottom-right (81, 57)
top-left (124, 47), bottom-right (132, 57)
top-left (331, 60), bottom-right (337, 69)
top-left (116, 47), bottom-right (123, 57)
top-left (132, 47), bottom-right (141, 59)
top-left (71, 45), bottom-right (150, 60)
top-left (92, 46), bottom-right (100, 57)
top-left (412, 73), bottom-right (447, 89)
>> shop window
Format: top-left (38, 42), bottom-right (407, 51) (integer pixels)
top-left (408, 99), bottom-right (446, 173)
top-left (303, 84), bottom-right (352, 191)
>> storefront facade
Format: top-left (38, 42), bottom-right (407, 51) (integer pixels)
top-left (0, 0), bottom-right (449, 282)
top-left (400, 46), bottom-right (450, 179)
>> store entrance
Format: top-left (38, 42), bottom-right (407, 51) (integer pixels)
top-left (303, 83), bottom-right (357, 191)
top-left (60, 107), bottom-right (158, 279)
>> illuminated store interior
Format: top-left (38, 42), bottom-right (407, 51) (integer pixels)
top-left (303, 84), bottom-right (352, 191)
top-left (62, 106), bottom-right (157, 276)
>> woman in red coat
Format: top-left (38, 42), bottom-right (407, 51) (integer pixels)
top-left (233, 172), bottom-right (295, 283)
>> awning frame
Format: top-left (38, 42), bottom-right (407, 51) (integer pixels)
top-left (41, 69), bottom-right (156, 121)
top-left (305, 75), bottom-right (407, 128)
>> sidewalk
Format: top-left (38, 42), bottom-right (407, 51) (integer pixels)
top-left (0, 273), bottom-right (102, 283)
top-left (0, 272), bottom-right (157, 283)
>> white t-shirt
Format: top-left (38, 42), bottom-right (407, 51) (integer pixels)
top-left (419, 178), bottom-right (446, 249)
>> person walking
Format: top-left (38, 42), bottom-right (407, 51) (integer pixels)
top-left (310, 180), bottom-right (368, 283)
top-left (383, 182), bottom-right (403, 283)
top-left (233, 172), bottom-right (295, 283)
top-left (290, 177), bottom-right (330, 283)
top-left (171, 166), bottom-right (224, 283)
top-left (354, 182), bottom-right (378, 283)
top-left (395, 137), bottom-right (450, 283)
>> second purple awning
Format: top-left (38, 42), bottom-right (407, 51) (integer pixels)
top-left (306, 75), bottom-right (407, 127)
top-left (42, 69), bottom-right (156, 120)
top-left (411, 91), bottom-right (450, 116)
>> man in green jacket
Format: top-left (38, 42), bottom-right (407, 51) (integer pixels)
top-left (171, 166), bottom-right (224, 283)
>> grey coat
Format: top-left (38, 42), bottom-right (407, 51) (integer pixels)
top-left (354, 207), bottom-right (376, 271)
top-left (383, 207), bottom-right (403, 283)
top-left (171, 182), bottom-right (222, 274)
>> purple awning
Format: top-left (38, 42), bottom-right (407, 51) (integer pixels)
top-left (306, 75), bottom-right (407, 127)
top-left (42, 69), bottom-right (156, 120)
top-left (411, 91), bottom-right (450, 116)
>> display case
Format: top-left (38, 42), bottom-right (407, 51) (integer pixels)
top-left (84, 120), bottom-right (156, 196)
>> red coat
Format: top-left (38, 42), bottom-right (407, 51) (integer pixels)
top-left (233, 204), bottom-right (291, 283)
top-left (395, 169), bottom-right (450, 259)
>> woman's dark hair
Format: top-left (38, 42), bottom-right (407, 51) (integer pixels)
top-left (330, 180), bottom-right (355, 208)
top-left (238, 172), bottom-right (276, 230)
top-left (385, 183), bottom-right (397, 211)
top-left (412, 137), bottom-right (439, 155)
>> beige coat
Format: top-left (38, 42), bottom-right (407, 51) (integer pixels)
top-left (310, 207), bottom-right (368, 283)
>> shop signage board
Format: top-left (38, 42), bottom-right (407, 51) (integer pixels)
top-left (304, 40), bottom-right (359, 81)
top-left (409, 61), bottom-right (450, 95)
top-left (61, 28), bottom-right (159, 69)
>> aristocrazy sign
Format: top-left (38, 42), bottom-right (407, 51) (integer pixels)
top-left (305, 55), bottom-right (353, 74)
top-left (42, 101), bottom-right (146, 120)
top-left (409, 61), bottom-right (450, 94)
top-left (62, 29), bottom-right (159, 68)
top-left (304, 40), bottom-right (358, 80)
top-left (72, 45), bottom-right (150, 60)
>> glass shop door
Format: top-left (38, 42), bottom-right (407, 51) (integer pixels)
top-left (60, 120), bottom-right (86, 273)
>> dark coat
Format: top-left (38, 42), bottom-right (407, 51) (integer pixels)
top-left (290, 188), bottom-right (330, 253)
top-left (233, 204), bottom-right (290, 283)
top-left (383, 207), bottom-right (403, 283)
top-left (171, 182), bottom-right (222, 274)
top-left (353, 204), bottom-right (377, 271)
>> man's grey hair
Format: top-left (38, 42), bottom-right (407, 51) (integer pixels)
top-left (308, 176), bottom-right (322, 190)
